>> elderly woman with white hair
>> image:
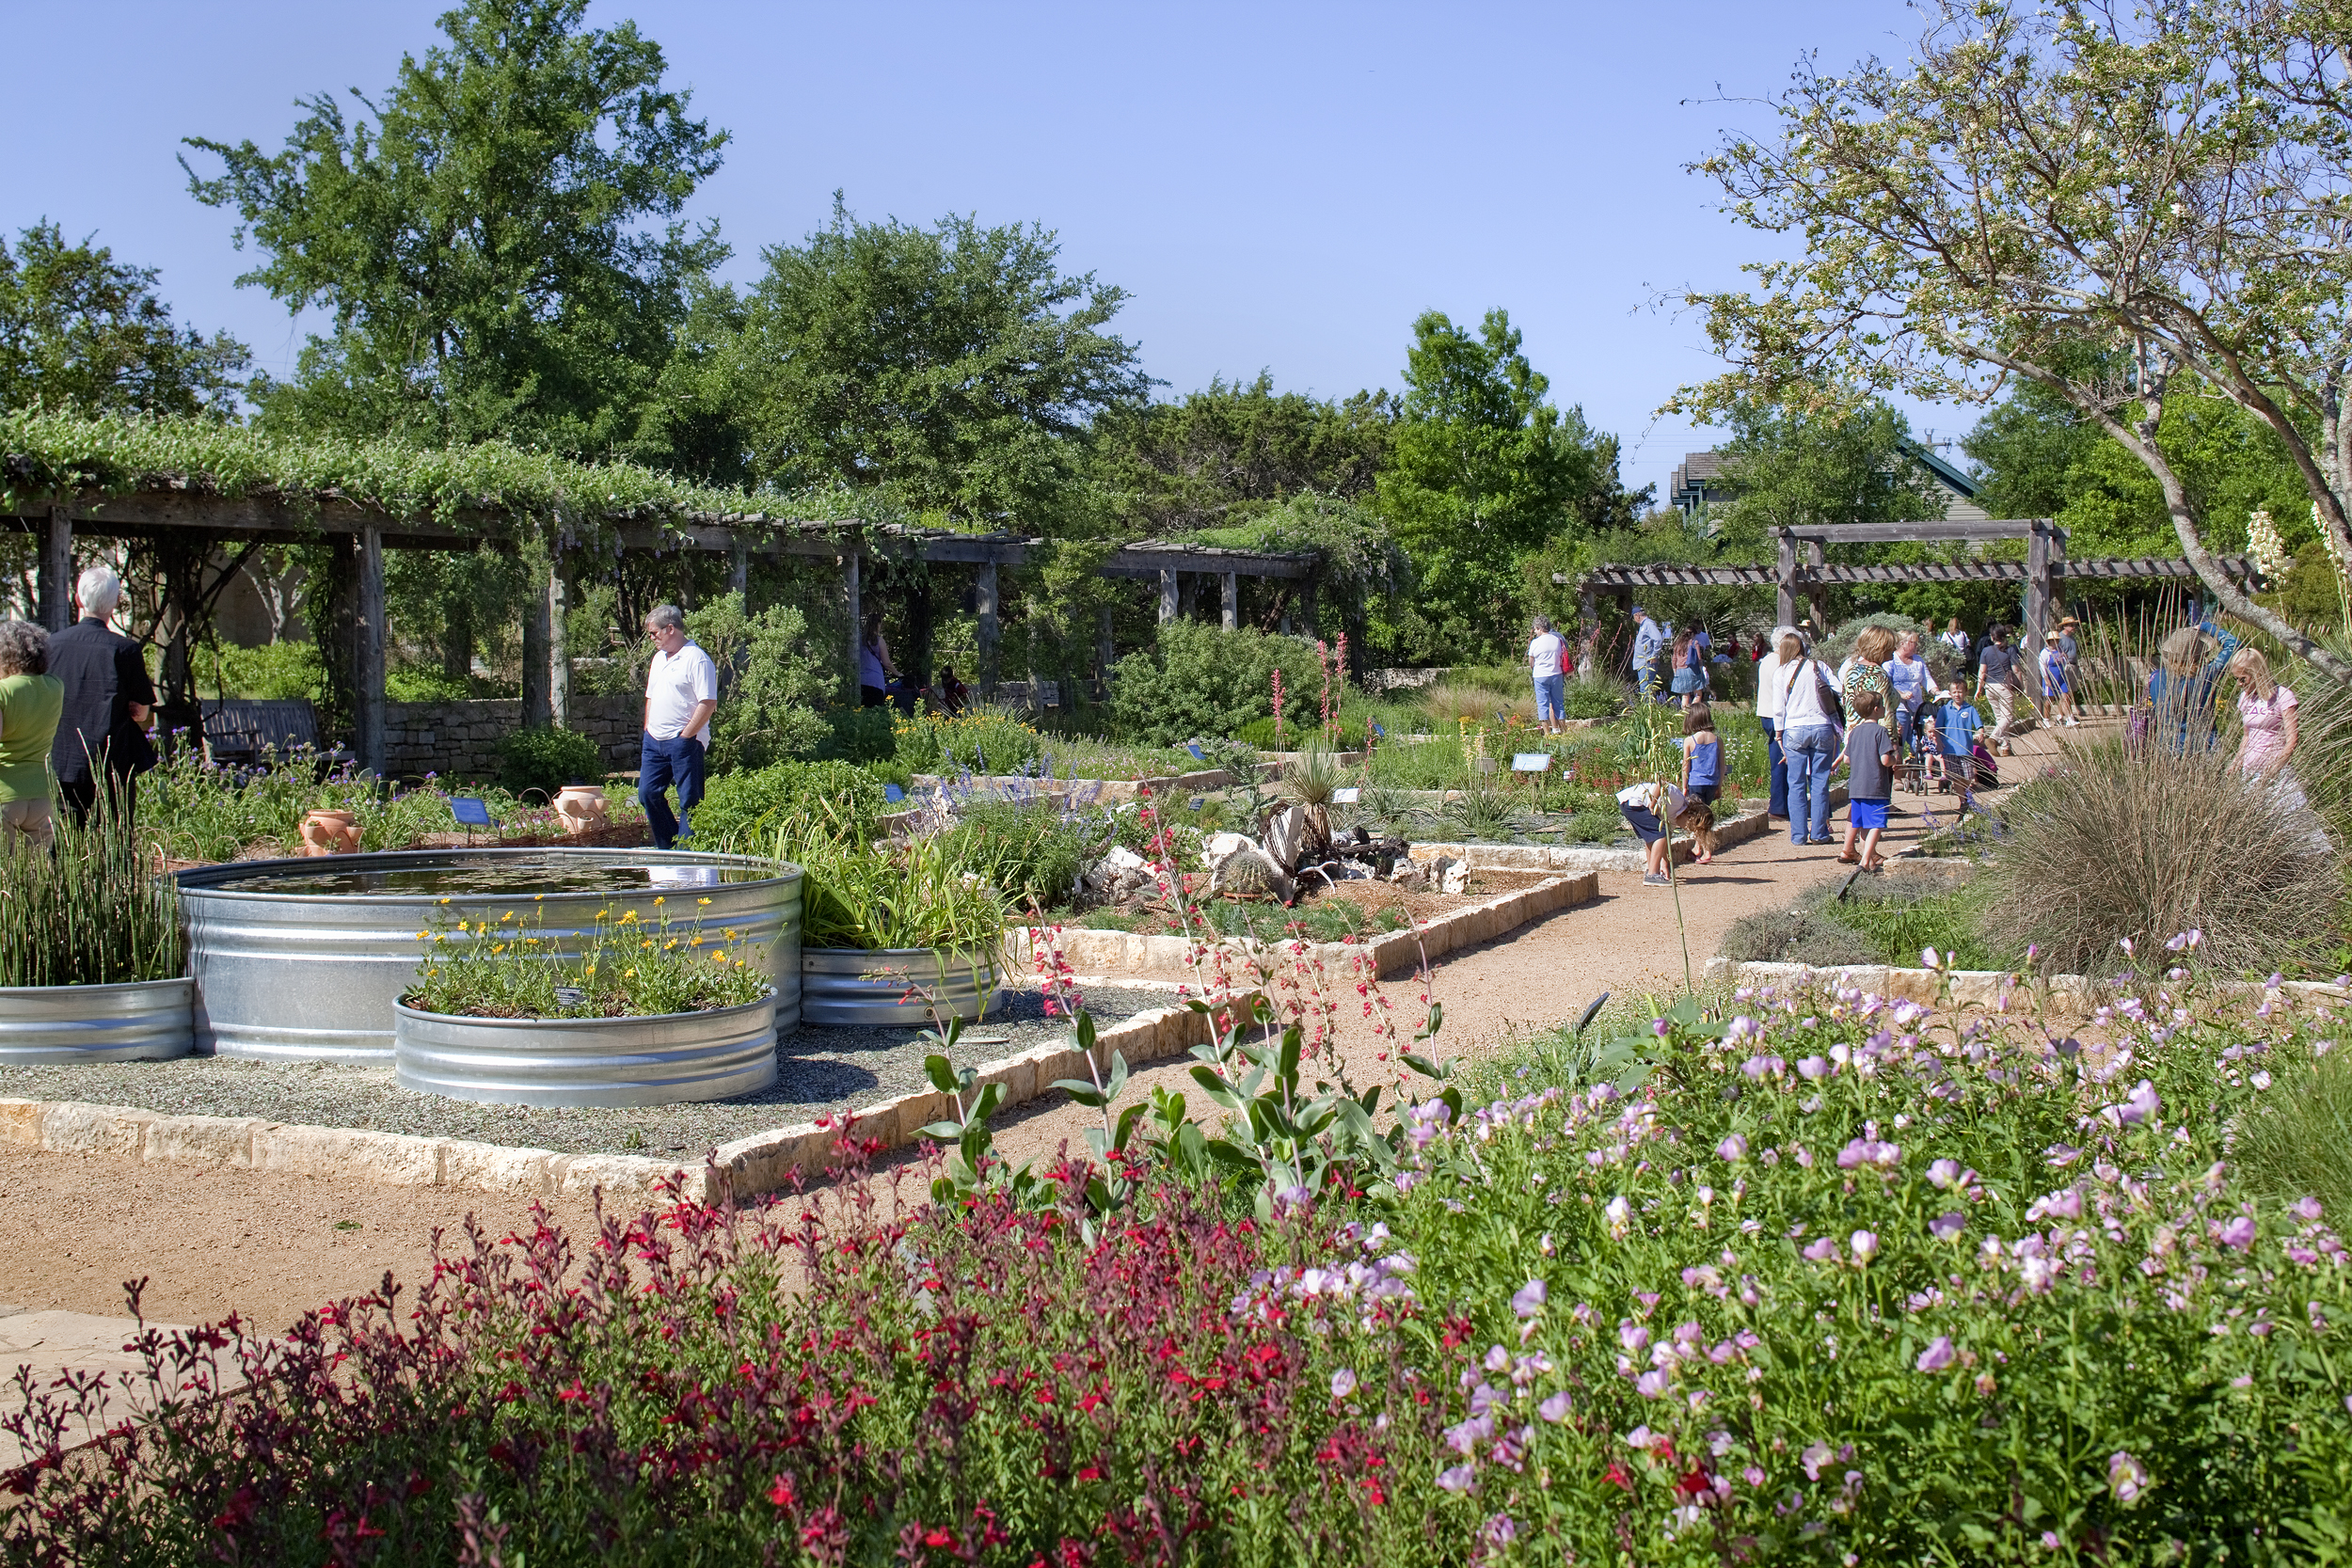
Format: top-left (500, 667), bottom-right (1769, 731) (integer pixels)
top-left (0, 621), bottom-right (63, 848)
top-left (46, 563), bottom-right (156, 825)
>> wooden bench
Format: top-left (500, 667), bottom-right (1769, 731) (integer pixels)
top-left (202, 699), bottom-right (330, 768)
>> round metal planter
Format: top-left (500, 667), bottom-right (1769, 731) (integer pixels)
top-left (800, 947), bottom-right (998, 1027)
top-left (394, 993), bottom-right (778, 1108)
top-left (0, 976), bottom-right (194, 1063)
top-left (176, 849), bottom-right (803, 1064)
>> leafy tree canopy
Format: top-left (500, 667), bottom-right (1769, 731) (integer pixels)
top-left (719, 198), bottom-right (1150, 528)
top-left (0, 223), bottom-right (250, 419)
top-left (1089, 372), bottom-right (1394, 534)
top-left (1672, 0), bottom-right (2352, 682)
top-left (182, 0), bottom-right (727, 465)
top-left (1376, 309), bottom-right (1646, 659)
top-left (1713, 397), bottom-right (1947, 558)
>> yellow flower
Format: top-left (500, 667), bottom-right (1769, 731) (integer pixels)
top-left (415, 931), bottom-right (429, 941)
top-left (710, 951), bottom-right (728, 963)
top-left (698, 896), bottom-right (711, 906)
top-left (503, 911), bottom-right (516, 921)
top-left (624, 968), bottom-right (636, 978)
top-left (654, 895), bottom-right (666, 906)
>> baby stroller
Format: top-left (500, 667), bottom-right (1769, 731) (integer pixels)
top-left (1968, 740), bottom-right (2001, 791)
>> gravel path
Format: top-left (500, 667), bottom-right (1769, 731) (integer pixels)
top-left (0, 986), bottom-right (1168, 1158)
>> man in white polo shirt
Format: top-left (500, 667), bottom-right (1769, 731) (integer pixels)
top-left (639, 604), bottom-right (718, 850)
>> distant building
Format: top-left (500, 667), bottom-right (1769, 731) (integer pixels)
top-left (1670, 440), bottom-right (1990, 524)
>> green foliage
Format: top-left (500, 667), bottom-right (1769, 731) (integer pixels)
top-left (1721, 871), bottom-right (2001, 968)
top-left (1713, 397), bottom-right (1947, 559)
top-left (783, 826), bottom-right (1009, 953)
top-left (495, 725), bottom-right (603, 798)
top-left (385, 667), bottom-right (474, 703)
top-left (1375, 309), bottom-right (1646, 660)
top-left (687, 760), bottom-right (882, 853)
top-left (1090, 372), bottom-right (1393, 531)
top-left (1816, 610), bottom-right (1931, 667)
top-left (403, 902), bottom-right (768, 1020)
top-left (1168, 491), bottom-right (1407, 646)
top-left (894, 705), bottom-right (1045, 775)
top-left (935, 798), bottom-right (1097, 909)
top-left (718, 196), bottom-right (1149, 519)
top-left (686, 592), bottom-right (829, 771)
top-left (2235, 1048), bottom-right (2352, 1221)
top-left (0, 791), bottom-right (182, 987)
top-left (811, 705), bottom-right (898, 766)
top-left (1108, 621), bottom-right (1327, 745)
top-left (199, 640), bottom-right (323, 701)
top-left (183, 0), bottom-right (729, 467)
top-left (0, 221), bottom-right (250, 418)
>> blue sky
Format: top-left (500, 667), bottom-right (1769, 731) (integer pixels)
top-left (1, 1), bottom-right (1963, 503)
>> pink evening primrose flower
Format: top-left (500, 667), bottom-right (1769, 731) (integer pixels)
top-left (2108, 1451), bottom-right (2152, 1506)
top-left (1928, 1158), bottom-right (1963, 1188)
top-left (1930, 1212), bottom-right (1967, 1243)
top-left (1331, 1369), bottom-right (1358, 1399)
top-left (1851, 1230), bottom-right (1881, 1263)
top-left (1717, 1133), bottom-right (1749, 1163)
top-left (1635, 1370), bottom-right (1671, 1399)
top-left (1538, 1391), bottom-right (1572, 1423)
top-left (1915, 1336), bottom-right (1956, 1372)
top-left (1802, 1237), bottom-right (1841, 1263)
top-left (1436, 1465), bottom-right (1475, 1494)
top-left (1512, 1280), bottom-right (1548, 1319)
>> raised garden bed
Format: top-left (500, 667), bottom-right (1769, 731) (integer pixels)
top-left (393, 993), bottom-right (779, 1108)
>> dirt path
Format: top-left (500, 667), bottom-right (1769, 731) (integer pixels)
top-left (0, 784), bottom-right (1950, 1339)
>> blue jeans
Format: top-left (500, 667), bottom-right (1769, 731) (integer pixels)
top-left (639, 733), bottom-right (707, 850)
top-left (1782, 724), bottom-right (1837, 842)
top-left (1534, 672), bottom-right (1566, 721)
top-left (1760, 717), bottom-right (1788, 819)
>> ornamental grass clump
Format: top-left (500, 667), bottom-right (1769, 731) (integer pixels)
top-left (781, 823), bottom-right (1009, 952)
top-left (401, 899), bottom-right (769, 1019)
top-left (1981, 736), bottom-right (2341, 979)
top-left (0, 789), bottom-right (180, 987)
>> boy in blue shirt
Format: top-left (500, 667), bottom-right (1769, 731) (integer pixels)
top-left (1930, 669), bottom-right (1982, 811)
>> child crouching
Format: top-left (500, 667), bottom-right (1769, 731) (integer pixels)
top-left (1616, 779), bottom-right (1719, 886)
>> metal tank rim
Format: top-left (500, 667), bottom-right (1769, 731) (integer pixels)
top-left (174, 847), bottom-right (805, 901)
top-left (391, 990), bottom-right (779, 1108)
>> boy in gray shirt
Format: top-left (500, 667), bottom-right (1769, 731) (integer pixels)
top-left (1838, 689), bottom-right (1895, 871)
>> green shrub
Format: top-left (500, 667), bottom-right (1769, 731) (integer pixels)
top-left (404, 903), bottom-right (769, 1020)
top-left (384, 666), bottom-right (473, 703)
top-left (495, 726), bottom-right (605, 799)
top-left (1560, 671), bottom-right (1629, 719)
top-left (785, 829), bottom-right (1009, 952)
top-left (1719, 871), bottom-right (2001, 969)
top-left (896, 705), bottom-right (1045, 774)
top-left (1816, 610), bottom-right (1930, 666)
top-left (1563, 807), bottom-right (1621, 843)
top-left (691, 594), bottom-right (831, 771)
top-left (937, 799), bottom-right (1098, 909)
top-left (201, 640), bottom-right (323, 701)
top-left (1108, 621), bottom-right (1330, 744)
top-left (813, 705), bottom-right (897, 765)
top-left (2235, 1047), bottom-right (2352, 1219)
top-left (691, 761), bottom-right (884, 852)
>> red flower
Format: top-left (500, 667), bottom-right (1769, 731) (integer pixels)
top-left (769, 1474), bottom-right (797, 1510)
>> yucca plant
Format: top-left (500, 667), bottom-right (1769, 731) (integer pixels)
top-left (0, 789), bottom-right (183, 988)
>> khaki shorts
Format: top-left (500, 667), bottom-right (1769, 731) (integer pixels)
top-left (1, 798), bottom-right (54, 849)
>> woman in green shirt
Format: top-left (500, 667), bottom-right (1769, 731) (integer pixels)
top-left (0, 621), bottom-right (64, 850)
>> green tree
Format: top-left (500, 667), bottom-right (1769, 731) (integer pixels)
top-left (1090, 372), bottom-right (1395, 533)
top-left (1376, 309), bottom-right (1645, 659)
top-left (1674, 0), bottom-right (2352, 682)
top-left (721, 198), bottom-right (1150, 525)
top-left (182, 0), bottom-right (727, 459)
top-left (1713, 398), bottom-right (1947, 557)
top-left (0, 222), bottom-right (249, 417)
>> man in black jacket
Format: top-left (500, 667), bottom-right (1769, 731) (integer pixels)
top-left (47, 564), bottom-right (156, 824)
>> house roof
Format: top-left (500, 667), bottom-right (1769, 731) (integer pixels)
top-left (1669, 441), bottom-right (1982, 513)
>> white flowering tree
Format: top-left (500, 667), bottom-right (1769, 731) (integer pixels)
top-left (1670, 0), bottom-right (2352, 684)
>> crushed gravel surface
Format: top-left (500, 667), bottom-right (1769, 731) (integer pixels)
top-left (0, 985), bottom-right (1168, 1158)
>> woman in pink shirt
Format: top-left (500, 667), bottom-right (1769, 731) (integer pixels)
top-left (2228, 649), bottom-right (2307, 809)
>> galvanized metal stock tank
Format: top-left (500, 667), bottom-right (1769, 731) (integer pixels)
top-left (800, 947), bottom-right (998, 1027)
top-left (0, 977), bottom-right (194, 1063)
top-left (393, 994), bottom-right (779, 1107)
top-left (175, 849), bottom-right (803, 1063)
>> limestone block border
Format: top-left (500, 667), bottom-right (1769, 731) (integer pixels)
top-left (1009, 871), bottom-right (1599, 984)
top-left (1412, 789), bottom-right (1848, 876)
top-left (0, 998), bottom-right (1254, 1210)
top-left (1700, 957), bottom-right (2350, 1013)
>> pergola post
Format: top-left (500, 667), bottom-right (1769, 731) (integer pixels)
top-left (40, 505), bottom-right (72, 633)
top-left (1157, 568), bottom-right (1177, 623)
top-left (1804, 541), bottom-right (1827, 631)
top-left (1577, 589), bottom-right (1597, 676)
top-left (547, 557), bottom-right (570, 730)
top-left (2025, 521), bottom-right (2057, 652)
top-left (1776, 531), bottom-right (1798, 628)
top-left (1096, 604), bottom-right (1115, 693)
top-left (1220, 571), bottom-right (1238, 630)
top-left (843, 549), bottom-right (861, 703)
top-left (976, 559), bottom-right (1000, 698)
top-left (357, 526), bottom-right (386, 775)
top-left (730, 536), bottom-right (749, 599)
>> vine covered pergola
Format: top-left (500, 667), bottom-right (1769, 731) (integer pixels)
top-left (0, 415), bottom-right (1321, 774)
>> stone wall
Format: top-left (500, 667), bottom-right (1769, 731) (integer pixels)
top-left (382, 693), bottom-right (641, 781)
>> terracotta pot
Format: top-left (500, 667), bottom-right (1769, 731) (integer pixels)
top-left (553, 786), bottom-right (610, 835)
top-left (298, 810), bottom-right (361, 857)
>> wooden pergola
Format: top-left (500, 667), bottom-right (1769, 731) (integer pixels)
top-left (1565, 518), bottom-right (2258, 667)
top-left (6, 487), bottom-right (1319, 773)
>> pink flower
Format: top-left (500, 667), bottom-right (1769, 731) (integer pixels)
top-left (1915, 1336), bottom-right (1955, 1372)
top-left (1802, 1237), bottom-right (1840, 1263)
top-left (1512, 1280), bottom-right (1547, 1319)
top-left (2107, 1450), bottom-right (2152, 1506)
top-left (1331, 1369), bottom-right (1358, 1399)
top-left (2216, 1215), bottom-right (2257, 1251)
top-left (1437, 1464), bottom-right (1475, 1494)
top-left (1929, 1212), bottom-right (1967, 1243)
top-left (1928, 1158), bottom-right (1963, 1188)
top-left (1620, 1323), bottom-right (1650, 1354)
top-left (1635, 1370), bottom-right (1670, 1399)
top-left (2293, 1196), bottom-right (2325, 1222)
top-left (1538, 1391), bottom-right (1572, 1423)
top-left (1717, 1133), bottom-right (1749, 1163)
top-left (2117, 1080), bottom-right (2160, 1126)
top-left (1851, 1230), bottom-right (1881, 1264)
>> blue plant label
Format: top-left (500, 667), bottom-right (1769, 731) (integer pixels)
top-left (449, 797), bottom-right (494, 826)
top-left (1512, 753), bottom-right (1553, 772)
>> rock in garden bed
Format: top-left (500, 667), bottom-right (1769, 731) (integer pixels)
top-left (0, 985), bottom-right (1168, 1158)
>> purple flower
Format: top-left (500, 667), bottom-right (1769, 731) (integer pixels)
top-left (2216, 1215), bottom-right (2258, 1251)
top-left (1851, 1230), bottom-right (1881, 1263)
top-left (1930, 1212), bottom-right (1967, 1243)
top-left (1915, 1336), bottom-right (1956, 1372)
top-left (1929, 1158), bottom-right (1963, 1189)
top-left (2108, 1450), bottom-right (2152, 1505)
top-left (2117, 1080), bottom-right (2160, 1126)
top-left (1538, 1391), bottom-right (1572, 1423)
top-left (1620, 1323), bottom-right (1651, 1354)
top-left (1436, 1464), bottom-right (1476, 1494)
top-left (1802, 1237), bottom-right (1840, 1263)
top-left (1331, 1368), bottom-right (1358, 1399)
top-left (2293, 1196), bottom-right (2325, 1223)
top-left (1717, 1133), bottom-right (1749, 1163)
top-left (1797, 1055), bottom-right (1829, 1080)
top-left (1635, 1370), bottom-right (1670, 1399)
top-left (1512, 1279), bottom-right (1548, 1319)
